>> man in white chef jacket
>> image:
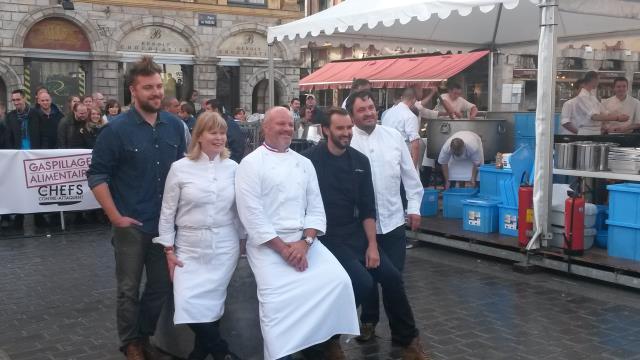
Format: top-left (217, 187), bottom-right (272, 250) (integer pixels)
top-left (573, 71), bottom-right (628, 135)
top-left (438, 130), bottom-right (484, 189)
top-left (381, 88), bottom-right (421, 167)
top-left (235, 107), bottom-right (359, 360)
top-left (602, 77), bottom-right (640, 134)
top-left (347, 91), bottom-right (424, 347)
top-left (560, 80), bottom-right (584, 135)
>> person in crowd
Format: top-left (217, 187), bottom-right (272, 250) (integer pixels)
top-left (573, 71), bottom-right (627, 135)
top-left (305, 94), bottom-right (326, 125)
top-left (154, 111), bottom-right (243, 360)
top-left (303, 107), bottom-right (428, 360)
top-left (290, 97), bottom-right (301, 123)
top-left (187, 89), bottom-right (199, 113)
top-left (381, 88), bottom-right (421, 168)
top-left (347, 91), bottom-right (423, 349)
top-left (560, 79), bottom-right (584, 135)
top-left (602, 77), bottom-right (640, 134)
top-left (87, 56), bottom-right (186, 360)
top-left (31, 92), bottom-right (63, 150)
top-left (295, 107), bottom-right (314, 139)
top-left (93, 92), bottom-right (106, 113)
top-left (81, 95), bottom-right (94, 108)
top-left (436, 82), bottom-right (478, 119)
top-left (341, 78), bottom-right (371, 109)
top-left (204, 99), bottom-right (246, 162)
top-left (438, 130), bottom-right (484, 189)
top-left (162, 97), bottom-right (181, 116)
top-left (235, 107), bottom-right (359, 360)
top-left (86, 106), bottom-right (107, 148)
top-left (105, 99), bottom-right (122, 122)
top-left (178, 102), bottom-right (197, 133)
top-left (65, 95), bottom-right (81, 115)
top-left (58, 103), bottom-right (90, 149)
top-left (233, 108), bottom-right (246, 122)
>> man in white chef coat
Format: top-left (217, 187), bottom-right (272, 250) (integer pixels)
top-left (381, 88), bottom-right (421, 167)
top-left (573, 71), bottom-right (628, 135)
top-left (560, 80), bottom-right (584, 135)
top-left (235, 107), bottom-right (359, 360)
top-left (602, 77), bottom-right (640, 134)
top-left (438, 130), bottom-right (484, 189)
top-left (347, 91), bottom-right (425, 349)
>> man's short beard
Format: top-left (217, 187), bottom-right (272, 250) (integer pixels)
top-left (138, 100), bottom-right (161, 113)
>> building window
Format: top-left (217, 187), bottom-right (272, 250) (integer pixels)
top-left (26, 59), bottom-right (92, 108)
top-left (319, 0), bottom-right (330, 11)
top-left (228, 0), bottom-right (266, 6)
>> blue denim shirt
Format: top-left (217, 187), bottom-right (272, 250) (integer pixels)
top-left (87, 108), bottom-right (186, 234)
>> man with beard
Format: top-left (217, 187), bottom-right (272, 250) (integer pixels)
top-left (57, 103), bottom-right (91, 149)
top-left (346, 91), bottom-right (425, 356)
top-left (302, 108), bottom-right (426, 360)
top-left (88, 56), bottom-right (186, 360)
top-left (235, 107), bottom-right (359, 360)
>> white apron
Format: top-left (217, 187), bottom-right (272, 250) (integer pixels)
top-left (246, 230), bottom-right (359, 360)
top-left (173, 225), bottom-right (240, 324)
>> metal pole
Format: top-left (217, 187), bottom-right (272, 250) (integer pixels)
top-left (488, 51), bottom-right (494, 111)
top-left (268, 43), bottom-right (275, 109)
top-left (60, 211), bottom-right (65, 231)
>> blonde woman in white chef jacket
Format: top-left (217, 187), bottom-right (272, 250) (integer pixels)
top-left (154, 112), bottom-right (244, 360)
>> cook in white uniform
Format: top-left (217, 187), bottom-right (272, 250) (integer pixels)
top-left (235, 107), bottom-right (359, 360)
top-left (573, 71), bottom-right (628, 135)
top-left (602, 77), bottom-right (640, 134)
top-left (381, 88), bottom-right (421, 167)
top-left (560, 80), bottom-right (583, 135)
top-left (438, 130), bottom-right (484, 189)
top-left (435, 82), bottom-right (478, 119)
top-left (154, 112), bottom-right (243, 360)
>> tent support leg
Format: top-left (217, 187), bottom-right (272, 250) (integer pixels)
top-left (268, 43), bottom-right (275, 109)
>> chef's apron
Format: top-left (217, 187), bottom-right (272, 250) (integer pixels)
top-left (173, 224), bottom-right (240, 324)
top-left (246, 229), bottom-right (359, 360)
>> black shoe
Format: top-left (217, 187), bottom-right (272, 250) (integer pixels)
top-left (13, 215), bottom-right (24, 229)
top-left (34, 214), bottom-right (50, 228)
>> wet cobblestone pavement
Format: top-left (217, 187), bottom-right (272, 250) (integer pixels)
top-left (1, 226), bottom-right (640, 360)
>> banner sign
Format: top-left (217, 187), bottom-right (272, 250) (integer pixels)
top-left (0, 150), bottom-right (100, 214)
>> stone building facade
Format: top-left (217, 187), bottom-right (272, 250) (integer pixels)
top-left (0, 0), bottom-right (302, 113)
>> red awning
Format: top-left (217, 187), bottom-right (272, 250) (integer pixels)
top-left (300, 51), bottom-right (489, 91)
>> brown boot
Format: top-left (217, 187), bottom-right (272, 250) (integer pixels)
top-left (140, 337), bottom-right (173, 360)
top-left (323, 338), bottom-right (346, 360)
top-left (355, 323), bottom-right (376, 343)
top-left (124, 341), bottom-right (145, 360)
top-left (402, 337), bottom-right (430, 360)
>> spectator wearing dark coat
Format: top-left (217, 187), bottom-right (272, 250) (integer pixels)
top-left (30, 92), bottom-right (64, 149)
top-left (5, 89), bottom-right (37, 149)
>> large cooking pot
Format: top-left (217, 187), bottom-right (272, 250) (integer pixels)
top-left (425, 119), bottom-right (507, 160)
top-left (575, 141), bottom-right (601, 171)
top-left (554, 142), bottom-right (576, 169)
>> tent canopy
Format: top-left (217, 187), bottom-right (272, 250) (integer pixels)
top-left (299, 50), bottom-right (488, 90)
top-left (268, 0), bottom-right (640, 47)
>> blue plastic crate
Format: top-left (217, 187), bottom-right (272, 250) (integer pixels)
top-left (515, 136), bottom-right (536, 152)
top-left (462, 199), bottom-right (499, 233)
top-left (420, 189), bottom-right (439, 217)
top-left (607, 183), bottom-right (640, 227)
top-left (514, 112), bottom-right (561, 138)
top-left (607, 220), bottom-right (640, 261)
top-left (479, 165), bottom-right (512, 201)
top-left (595, 232), bottom-right (608, 249)
top-left (498, 205), bottom-right (518, 237)
top-left (443, 188), bottom-right (478, 219)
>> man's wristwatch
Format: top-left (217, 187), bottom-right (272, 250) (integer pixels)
top-left (303, 236), bottom-right (316, 246)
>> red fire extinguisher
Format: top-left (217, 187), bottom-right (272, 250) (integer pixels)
top-left (564, 184), bottom-right (585, 256)
top-left (518, 185), bottom-right (534, 248)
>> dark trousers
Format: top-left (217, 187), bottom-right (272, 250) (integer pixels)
top-left (112, 226), bottom-right (171, 349)
top-left (188, 321), bottom-right (229, 359)
top-left (359, 226), bottom-right (409, 328)
top-left (323, 227), bottom-right (418, 346)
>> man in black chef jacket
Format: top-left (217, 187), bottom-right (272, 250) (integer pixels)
top-left (303, 108), bottom-right (427, 360)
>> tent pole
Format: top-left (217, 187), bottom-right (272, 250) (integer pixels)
top-left (268, 43), bottom-right (275, 109)
top-left (488, 51), bottom-right (494, 111)
top-left (528, 0), bottom-right (558, 250)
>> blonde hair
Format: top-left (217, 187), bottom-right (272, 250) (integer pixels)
top-left (187, 112), bottom-right (230, 160)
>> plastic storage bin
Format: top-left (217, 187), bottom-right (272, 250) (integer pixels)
top-left (478, 165), bottom-right (512, 200)
top-left (514, 112), bottom-right (561, 138)
top-left (594, 205), bottom-right (609, 248)
top-left (420, 189), bottom-right (439, 217)
top-left (550, 202), bottom-right (598, 228)
top-left (462, 199), bottom-right (499, 233)
top-left (607, 220), bottom-right (640, 261)
top-left (595, 232), bottom-right (608, 249)
top-left (550, 226), bottom-right (596, 250)
top-left (607, 183), bottom-right (640, 227)
top-left (443, 188), bottom-right (478, 219)
top-left (515, 136), bottom-right (536, 152)
top-left (498, 205), bottom-right (518, 237)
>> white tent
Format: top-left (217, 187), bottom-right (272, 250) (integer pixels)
top-left (266, 0), bottom-right (640, 249)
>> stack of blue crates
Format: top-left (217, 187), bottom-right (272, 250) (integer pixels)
top-left (443, 188), bottom-right (478, 218)
top-left (420, 189), bottom-right (439, 217)
top-left (514, 113), bottom-right (561, 152)
top-left (478, 165), bottom-right (518, 236)
top-left (607, 183), bottom-right (640, 261)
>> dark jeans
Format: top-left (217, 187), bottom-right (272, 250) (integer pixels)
top-left (360, 225), bottom-right (408, 327)
top-left (112, 226), bottom-right (171, 349)
top-left (188, 321), bottom-right (229, 358)
top-left (323, 226), bottom-right (418, 346)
